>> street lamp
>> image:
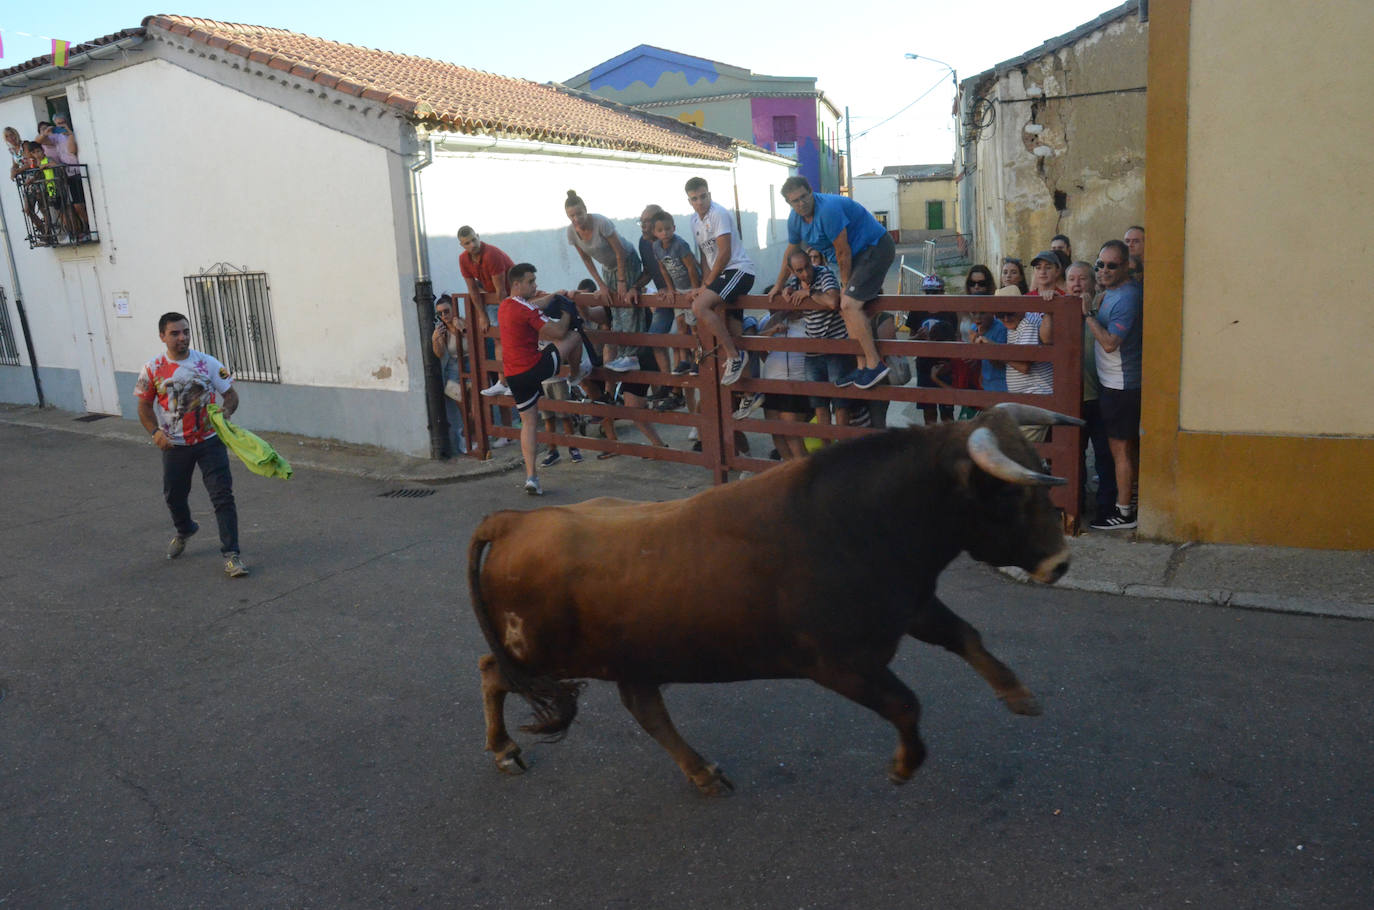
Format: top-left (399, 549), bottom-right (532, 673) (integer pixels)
top-left (905, 53), bottom-right (957, 91)
top-left (905, 52), bottom-right (960, 156)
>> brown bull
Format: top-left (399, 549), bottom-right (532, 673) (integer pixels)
top-left (468, 404), bottom-right (1079, 794)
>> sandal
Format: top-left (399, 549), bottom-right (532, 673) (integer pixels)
top-left (596, 450), bottom-right (618, 460)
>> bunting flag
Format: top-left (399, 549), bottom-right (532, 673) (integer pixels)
top-left (0, 28), bottom-right (77, 63)
top-left (1, 31), bottom-right (6, 59)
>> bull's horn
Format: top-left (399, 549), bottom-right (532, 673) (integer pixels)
top-left (994, 402), bottom-right (1086, 427)
top-left (967, 427), bottom-right (1067, 486)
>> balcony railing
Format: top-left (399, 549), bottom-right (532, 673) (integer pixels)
top-left (11, 163), bottom-right (99, 249)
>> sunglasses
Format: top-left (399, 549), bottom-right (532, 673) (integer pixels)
top-left (967, 280), bottom-right (990, 288)
top-left (1095, 260), bottom-right (1125, 271)
top-left (1003, 258), bottom-right (1022, 266)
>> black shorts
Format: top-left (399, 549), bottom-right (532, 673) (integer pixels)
top-left (66, 175), bottom-right (85, 206)
top-left (1099, 386), bottom-right (1141, 439)
top-left (620, 348), bottom-right (659, 399)
top-left (707, 269), bottom-right (755, 304)
top-left (845, 232), bottom-right (895, 302)
top-left (764, 392), bottom-right (810, 415)
top-left (506, 346), bottom-right (561, 412)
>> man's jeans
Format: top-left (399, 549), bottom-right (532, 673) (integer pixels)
top-left (162, 436), bottom-right (239, 555)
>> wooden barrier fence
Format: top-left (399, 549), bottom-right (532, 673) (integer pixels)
top-left (450, 292), bottom-right (1086, 530)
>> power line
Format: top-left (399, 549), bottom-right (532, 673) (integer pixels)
top-left (850, 74), bottom-right (950, 141)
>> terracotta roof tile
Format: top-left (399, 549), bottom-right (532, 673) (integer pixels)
top-left (139, 15), bottom-right (737, 161)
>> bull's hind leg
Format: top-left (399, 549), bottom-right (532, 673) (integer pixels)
top-left (909, 597), bottom-right (1041, 716)
top-left (616, 682), bottom-right (734, 796)
top-left (478, 655), bottom-right (526, 774)
top-left (809, 666), bottom-right (926, 784)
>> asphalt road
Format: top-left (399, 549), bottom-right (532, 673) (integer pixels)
top-left (1, 422), bottom-right (1371, 908)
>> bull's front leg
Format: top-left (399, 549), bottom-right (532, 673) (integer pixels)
top-left (809, 664), bottom-right (927, 784)
top-left (908, 597), bottom-right (1041, 716)
top-left (478, 654), bottom-right (526, 774)
top-left (617, 682), bottom-right (733, 796)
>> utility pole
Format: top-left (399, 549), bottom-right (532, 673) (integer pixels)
top-left (843, 106), bottom-right (852, 197)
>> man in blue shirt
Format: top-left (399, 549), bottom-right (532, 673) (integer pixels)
top-left (767, 176), bottom-right (896, 389)
top-left (1087, 239), bottom-right (1144, 531)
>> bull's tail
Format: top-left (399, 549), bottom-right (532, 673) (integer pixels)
top-left (468, 524), bottom-right (584, 740)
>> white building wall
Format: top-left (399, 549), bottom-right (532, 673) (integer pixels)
top-left (87, 60), bottom-right (405, 390)
top-left (420, 141), bottom-right (792, 303)
top-left (0, 58), bottom-right (436, 452)
top-left (852, 176), bottom-right (901, 232)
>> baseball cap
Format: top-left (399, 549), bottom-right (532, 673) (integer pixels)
top-left (1030, 250), bottom-right (1062, 269)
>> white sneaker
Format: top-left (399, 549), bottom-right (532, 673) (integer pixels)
top-left (523, 477), bottom-right (543, 496)
top-left (733, 392), bottom-right (764, 420)
top-left (490, 437), bottom-right (513, 449)
top-left (605, 355), bottom-right (639, 372)
top-left (480, 381), bottom-right (509, 397)
top-left (687, 425), bottom-right (700, 441)
top-left (720, 351), bottom-right (748, 386)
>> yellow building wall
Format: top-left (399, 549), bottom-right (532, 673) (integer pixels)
top-left (898, 179), bottom-right (958, 233)
top-left (1141, 0), bottom-right (1374, 549)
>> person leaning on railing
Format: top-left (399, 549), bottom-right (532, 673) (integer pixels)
top-left (50, 114), bottom-right (90, 240)
top-left (4, 126), bottom-right (23, 181)
top-left (18, 142), bottom-right (56, 241)
top-left (999, 250), bottom-right (1062, 442)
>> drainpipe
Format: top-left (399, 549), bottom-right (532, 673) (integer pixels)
top-left (0, 202), bottom-right (44, 406)
top-left (407, 134), bottom-right (450, 459)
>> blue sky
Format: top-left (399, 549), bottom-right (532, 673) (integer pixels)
top-left (2, 1), bottom-right (1122, 172)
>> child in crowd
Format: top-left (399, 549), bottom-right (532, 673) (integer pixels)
top-left (650, 211), bottom-right (702, 375)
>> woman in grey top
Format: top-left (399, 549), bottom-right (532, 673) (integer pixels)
top-left (564, 189), bottom-right (643, 370)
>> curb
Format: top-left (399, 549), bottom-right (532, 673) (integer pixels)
top-left (0, 413), bottom-right (518, 485)
top-left (997, 567), bottom-right (1374, 621)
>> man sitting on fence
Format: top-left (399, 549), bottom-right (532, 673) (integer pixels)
top-left (683, 176), bottom-right (756, 386)
top-left (768, 175), bottom-right (896, 390)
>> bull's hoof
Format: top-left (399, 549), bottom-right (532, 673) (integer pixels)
top-left (692, 764), bottom-right (734, 796)
top-left (493, 747), bottom-right (527, 775)
top-left (887, 761), bottom-right (914, 786)
top-left (999, 690), bottom-right (1043, 716)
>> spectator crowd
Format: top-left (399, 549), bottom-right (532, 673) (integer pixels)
top-left (5, 112), bottom-right (91, 244)
top-left (431, 173), bottom-right (1144, 528)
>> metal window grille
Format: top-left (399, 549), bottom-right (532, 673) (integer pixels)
top-left (10, 163), bottom-right (100, 249)
top-left (0, 287), bottom-right (20, 366)
top-left (183, 264), bottom-right (281, 383)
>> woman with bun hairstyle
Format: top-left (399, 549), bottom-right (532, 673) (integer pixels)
top-left (564, 189), bottom-right (644, 371)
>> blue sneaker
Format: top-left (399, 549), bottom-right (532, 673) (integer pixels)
top-left (852, 363), bottom-right (890, 390)
top-left (834, 368), bottom-right (859, 388)
top-left (570, 447), bottom-right (583, 463)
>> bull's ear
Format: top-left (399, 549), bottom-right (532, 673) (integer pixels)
top-left (951, 456), bottom-right (973, 490)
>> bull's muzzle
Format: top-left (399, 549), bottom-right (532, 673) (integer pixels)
top-left (1031, 549), bottom-right (1071, 584)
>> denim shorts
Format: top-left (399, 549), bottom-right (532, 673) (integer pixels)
top-left (804, 353), bottom-right (856, 409)
top-left (648, 306), bottom-right (676, 334)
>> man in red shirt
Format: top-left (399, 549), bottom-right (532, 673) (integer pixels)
top-left (458, 226), bottom-right (515, 400)
top-left (499, 263), bottom-right (586, 495)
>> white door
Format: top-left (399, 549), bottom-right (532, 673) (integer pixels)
top-left (60, 258), bottom-right (121, 415)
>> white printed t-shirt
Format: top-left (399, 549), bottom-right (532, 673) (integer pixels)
top-left (690, 200), bottom-right (755, 276)
top-left (134, 349), bottom-right (234, 445)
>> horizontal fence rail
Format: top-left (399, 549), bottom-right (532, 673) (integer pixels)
top-left (448, 292), bottom-right (1087, 530)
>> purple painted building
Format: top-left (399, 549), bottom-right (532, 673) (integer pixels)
top-left (564, 45), bottom-right (843, 193)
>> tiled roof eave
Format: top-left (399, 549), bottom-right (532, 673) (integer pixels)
top-left (139, 14), bottom-right (743, 162)
top-left (417, 117), bottom-right (735, 162)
